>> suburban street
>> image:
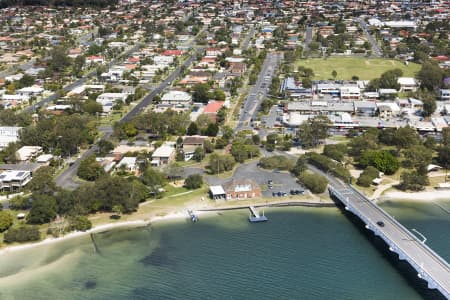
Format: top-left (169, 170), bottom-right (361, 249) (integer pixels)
top-left (235, 52), bottom-right (282, 132)
top-left (304, 26), bottom-right (313, 53)
top-left (55, 47), bottom-right (205, 189)
top-left (240, 25), bottom-right (255, 51)
top-left (24, 42), bottom-right (143, 113)
top-left (355, 17), bottom-right (383, 57)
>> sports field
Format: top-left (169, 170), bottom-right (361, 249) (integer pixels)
top-left (296, 57), bottom-right (420, 80)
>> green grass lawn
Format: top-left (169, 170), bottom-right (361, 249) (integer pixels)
top-left (296, 57), bottom-right (420, 80)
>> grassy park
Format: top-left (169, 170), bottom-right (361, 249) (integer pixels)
top-left (296, 57), bottom-right (420, 80)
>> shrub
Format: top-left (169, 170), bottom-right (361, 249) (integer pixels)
top-left (298, 171), bottom-right (328, 194)
top-left (399, 171), bottom-right (429, 191)
top-left (357, 166), bottom-right (379, 187)
top-left (0, 211), bottom-right (13, 232)
top-left (259, 156), bottom-right (295, 170)
top-left (306, 152), bottom-right (351, 182)
top-left (359, 150), bottom-right (399, 175)
top-left (184, 174), bottom-right (203, 189)
top-left (70, 216), bottom-right (92, 232)
top-left (3, 226), bottom-right (40, 243)
top-left (323, 144), bottom-right (347, 162)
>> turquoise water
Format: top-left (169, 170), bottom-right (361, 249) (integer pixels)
top-left (0, 200), bottom-right (448, 300)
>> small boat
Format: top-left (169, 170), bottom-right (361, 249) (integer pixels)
top-left (188, 210), bottom-right (198, 222)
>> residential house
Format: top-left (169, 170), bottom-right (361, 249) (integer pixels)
top-left (0, 170), bottom-right (32, 191)
top-left (203, 101), bottom-right (225, 122)
top-left (397, 77), bottom-right (418, 92)
top-left (15, 146), bottom-right (42, 162)
top-left (161, 90), bottom-right (192, 107)
top-left (229, 62), bottom-right (246, 75)
top-left (151, 144), bottom-right (176, 166)
top-left (0, 127), bottom-right (21, 149)
top-left (116, 157), bottom-right (138, 174)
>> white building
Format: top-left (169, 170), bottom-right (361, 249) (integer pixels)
top-left (397, 77), bottom-right (418, 92)
top-left (0, 127), bottom-right (21, 149)
top-left (117, 157), bottom-right (138, 173)
top-left (16, 146), bottom-right (42, 161)
top-left (340, 86), bottom-right (360, 100)
top-left (161, 91), bottom-right (192, 106)
top-left (153, 55), bottom-right (174, 66)
top-left (96, 93), bottom-right (128, 105)
top-left (0, 170), bottom-right (32, 191)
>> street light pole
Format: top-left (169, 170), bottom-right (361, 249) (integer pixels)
top-left (412, 228), bottom-right (427, 244)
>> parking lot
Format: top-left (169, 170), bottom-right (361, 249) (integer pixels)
top-left (233, 161), bottom-right (306, 197)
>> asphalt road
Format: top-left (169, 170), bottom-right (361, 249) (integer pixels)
top-left (355, 17), bottom-right (383, 57)
top-left (240, 25), bottom-right (255, 51)
top-left (0, 58), bottom-right (37, 79)
top-left (304, 26), bottom-right (313, 53)
top-left (235, 52), bottom-right (282, 132)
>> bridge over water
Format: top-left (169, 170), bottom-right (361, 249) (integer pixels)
top-left (324, 171), bottom-right (450, 299)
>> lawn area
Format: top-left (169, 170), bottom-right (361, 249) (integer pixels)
top-left (296, 57), bottom-right (420, 80)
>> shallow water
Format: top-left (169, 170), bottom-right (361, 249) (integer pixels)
top-left (0, 200), bottom-right (448, 300)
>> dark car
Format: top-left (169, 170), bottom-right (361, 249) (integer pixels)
top-left (376, 221), bottom-right (385, 227)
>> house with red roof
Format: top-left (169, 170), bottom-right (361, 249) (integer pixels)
top-left (204, 101), bottom-right (225, 122)
top-left (162, 50), bottom-right (183, 56)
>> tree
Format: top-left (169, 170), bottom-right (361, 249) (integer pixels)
top-left (0, 211), bottom-right (13, 232)
top-left (208, 153), bottom-right (235, 174)
top-left (357, 166), bottom-right (380, 187)
top-left (323, 144), bottom-right (347, 162)
top-left (331, 70), bottom-right (337, 79)
top-left (141, 167), bottom-right (166, 196)
top-left (82, 100), bottom-right (103, 115)
top-left (417, 61), bottom-right (444, 91)
top-left (403, 145), bottom-right (432, 173)
top-left (298, 171), bottom-right (328, 194)
top-left (187, 122), bottom-right (199, 136)
top-left (27, 166), bottom-right (56, 195)
top-left (69, 216), bottom-right (92, 231)
top-left (204, 123), bottom-right (219, 137)
top-left (359, 150), bottom-right (400, 175)
top-left (77, 155), bottom-right (105, 181)
top-left (192, 83), bottom-right (210, 103)
top-left (400, 170), bottom-right (429, 191)
top-left (422, 97), bottom-right (436, 117)
top-left (184, 174), bottom-right (203, 189)
top-left (97, 140), bottom-right (114, 156)
top-left (297, 116), bottom-right (330, 149)
top-left (193, 147), bottom-right (205, 162)
top-left (291, 156), bottom-right (307, 176)
top-left (27, 194), bottom-right (58, 224)
top-left (395, 126), bottom-right (420, 149)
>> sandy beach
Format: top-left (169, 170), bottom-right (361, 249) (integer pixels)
top-left (381, 190), bottom-right (450, 201)
top-left (0, 212), bottom-right (192, 256)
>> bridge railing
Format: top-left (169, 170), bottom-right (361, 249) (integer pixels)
top-left (347, 184), bottom-right (450, 271)
top-left (329, 186), bottom-right (450, 298)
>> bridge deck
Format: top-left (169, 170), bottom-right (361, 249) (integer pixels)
top-left (327, 176), bottom-right (450, 299)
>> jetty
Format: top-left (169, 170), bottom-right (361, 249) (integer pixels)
top-left (248, 206), bottom-right (268, 223)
